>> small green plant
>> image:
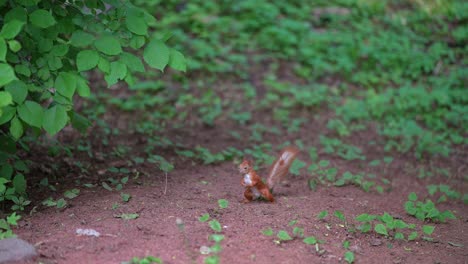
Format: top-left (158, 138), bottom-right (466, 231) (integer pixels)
top-left (427, 184), bottom-right (462, 203)
top-left (209, 220), bottom-right (222, 232)
top-left (64, 189), bottom-right (80, 199)
top-left (11, 196), bottom-right (30, 211)
top-left (121, 193), bottom-right (131, 203)
top-left (308, 160), bottom-right (338, 185)
top-left (217, 199), bottom-right (229, 209)
top-left (317, 210), bottom-right (328, 220)
top-left (404, 192), bottom-right (456, 222)
top-left (115, 213), bottom-right (139, 220)
top-left (199, 213), bottom-right (210, 223)
top-left (344, 251), bottom-right (355, 263)
top-left (355, 212), bottom-right (437, 241)
top-left (334, 210), bottom-right (347, 226)
top-left (277, 230), bottom-right (293, 241)
top-left (200, 206), bottom-right (225, 264)
top-left (102, 176), bottom-right (129, 191)
top-left (122, 256), bottom-right (162, 264)
top-left (334, 171), bottom-right (385, 193)
top-left (42, 197), bottom-right (67, 209)
top-left (262, 228), bottom-right (274, 236)
top-left (0, 212), bottom-right (21, 239)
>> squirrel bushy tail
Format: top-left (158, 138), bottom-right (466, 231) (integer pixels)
top-left (266, 146), bottom-right (300, 191)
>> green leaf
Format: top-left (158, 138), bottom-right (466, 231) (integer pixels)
top-left (357, 222), bottom-right (372, 233)
top-left (126, 12), bottom-right (148, 35)
top-left (14, 64), bottom-right (29, 77)
top-left (43, 104), bottom-right (68, 136)
top-left (198, 213), bottom-right (210, 222)
top-left (440, 210), bottom-right (456, 221)
top-left (0, 106), bottom-right (15, 125)
top-left (104, 61), bottom-right (127, 86)
top-left (8, 40), bottom-right (21, 52)
top-left (70, 111), bottom-right (90, 133)
top-left (0, 164), bottom-right (13, 180)
top-left (116, 213), bottom-right (139, 220)
top-left (0, 37), bottom-right (6, 61)
top-left (262, 227), bottom-right (273, 236)
top-left (290, 159), bottom-right (306, 175)
top-left (427, 185), bottom-right (438, 196)
top-left (210, 234), bottom-right (225, 242)
top-left (293, 227), bottom-right (304, 237)
top-left (144, 38), bottom-right (170, 71)
top-left (422, 225), bottom-right (435, 235)
top-left (6, 212), bottom-right (20, 226)
top-left (218, 199), bottom-right (229, 209)
top-left (0, 20), bottom-right (24, 39)
top-left (102, 182), bottom-right (112, 191)
top-left (355, 213), bottom-right (375, 222)
top-left (64, 188), bottom-right (80, 199)
top-left (343, 240), bottom-right (350, 249)
top-left (404, 201), bottom-right (416, 215)
top-left (76, 50), bottom-right (99, 72)
top-left (303, 236), bottom-right (317, 244)
top-left (209, 219), bottom-right (222, 232)
top-left (70, 30), bottom-right (94, 47)
top-left (5, 80), bottom-right (27, 104)
top-left (95, 35), bottom-right (122, 56)
top-left (344, 251), bottom-right (355, 263)
top-left (98, 56), bottom-right (110, 73)
top-left (55, 72), bottom-right (77, 99)
top-left (120, 192), bottom-right (131, 202)
top-left (50, 44), bottom-right (68, 56)
top-left (129, 35), bottom-right (145, 49)
top-left (381, 212), bottom-right (393, 224)
top-left (121, 52), bottom-right (145, 72)
top-left (29, 9), bottom-right (56, 28)
top-left (394, 220), bottom-right (408, 229)
top-left (374, 224), bottom-right (388, 236)
top-left (18, 100), bottom-right (44, 128)
top-left (13, 173), bottom-right (26, 194)
top-left (0, 63), bottom-right (17, 87)
top-left (169, 49), bottom-right (186, 72)
top-left (76, 76), bottom-right (91, 97)
top-left (334, 210), bottom-right (346, 222)
top-left (9, 116), bottom-right (23, 139)
top-left (408, 192), bottom-right (418, 201)
top-left (5, 7), bottom-right (27, 23)
top-left (408, 231), bottom-right (418, 241)
top-left (205, 255), bottom-right (219, 264)
top-left (277, 230), bottom-right (292, 241)
top-left (319, 160), bottom-right (330, 167)
top-left (0, 91), bottom-right (13, 107)
top-left (394, 232), bottom-right (404, 240)
top-left (334, 178), bottom-right (346, 187)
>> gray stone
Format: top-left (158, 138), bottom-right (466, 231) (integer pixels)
top-left (0, 238), bottom-right (37, 263)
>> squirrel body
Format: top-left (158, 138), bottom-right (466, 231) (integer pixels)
top-left (239, 146), bottom-right (299, 203)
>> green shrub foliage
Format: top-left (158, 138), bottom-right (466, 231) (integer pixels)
top-left (0, 0), bottom-right (186, 207)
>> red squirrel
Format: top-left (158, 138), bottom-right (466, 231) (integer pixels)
top-left (239, 146), bottom-right (299, 203)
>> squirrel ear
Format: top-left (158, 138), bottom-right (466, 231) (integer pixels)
top-left (242, 156), bottom-right (253, 165)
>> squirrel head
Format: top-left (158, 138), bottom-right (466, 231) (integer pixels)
top-left (238, 158), bottom-right (253, 174)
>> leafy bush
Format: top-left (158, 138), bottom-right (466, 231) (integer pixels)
top-left (0, 0), bottom-right (186, 209)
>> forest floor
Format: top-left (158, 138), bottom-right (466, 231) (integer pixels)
top-left (11, 101), bottom-right (468, 264)
top-left (5, 1), bottom-right (468, 264)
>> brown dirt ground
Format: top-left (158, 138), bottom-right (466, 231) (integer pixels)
top-left (9, 128), bottom-right (468, 264)
top-left (5, 70), bottom-right (468, 264)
